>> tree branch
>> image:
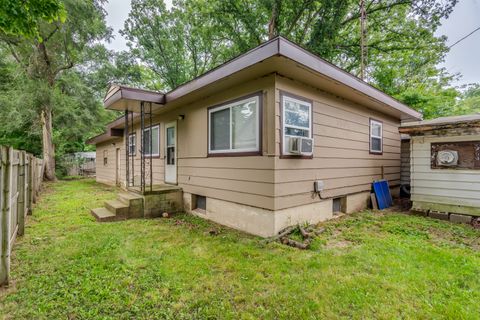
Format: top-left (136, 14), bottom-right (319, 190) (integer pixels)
top-left (342, 0), bottom-right (412, 25)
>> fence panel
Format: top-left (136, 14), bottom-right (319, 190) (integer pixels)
top-left (0, 146), bottom-right (42, 286)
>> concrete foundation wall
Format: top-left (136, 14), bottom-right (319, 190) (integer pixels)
top-left (184, 191), bottom-right (338, 237)
top-left (344, 191), bottom-right (370, 214)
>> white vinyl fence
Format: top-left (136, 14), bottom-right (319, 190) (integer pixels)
top-left (1, 146), bottom-right (43, 286)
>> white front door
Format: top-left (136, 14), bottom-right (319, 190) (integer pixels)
top-left (165, 121), bottom-right (177, 184)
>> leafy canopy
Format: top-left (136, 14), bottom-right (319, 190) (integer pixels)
top-left (0, 0), bottom-right (66, 39)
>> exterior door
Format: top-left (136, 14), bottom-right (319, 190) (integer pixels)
top-left (115, 148), bottom-right (121, 186)
top-left (165, 122), bottom-right (177, 184)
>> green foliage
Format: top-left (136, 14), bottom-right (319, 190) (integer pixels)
top-left (1, 179), bottom-right (479, 318)
top-left (0, 0), bottom-right (113, 169)
top-left (453, 84), bottom-right (480, 116)
top-left (0, 0), bottom-right (66, 39)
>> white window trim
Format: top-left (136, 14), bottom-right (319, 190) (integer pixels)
top-left (369, 119), bottom-right (383, 153)
top-left (282, 94), bottom-right (312, 156)
top-left (128, 133), bottom-right (136, 156)
top-left (208, 95), bottom-right (260, 154)
top-left (143, 125), bottom-right (160, 157)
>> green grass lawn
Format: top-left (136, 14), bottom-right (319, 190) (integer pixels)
top-left (1, 179), bottom-right (479, 319)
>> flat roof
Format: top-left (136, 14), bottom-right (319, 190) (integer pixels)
top-left (399, 113), bottom-right (480, 134)
top-left (103, 36), bottom-right (422, 120)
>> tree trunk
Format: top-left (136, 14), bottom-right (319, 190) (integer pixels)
top-left (41, 107), bottom-right (56, 181)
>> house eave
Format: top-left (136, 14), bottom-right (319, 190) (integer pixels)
top-left (104, 85), bottom-right (165, 112)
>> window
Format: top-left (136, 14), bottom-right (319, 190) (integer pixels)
top-left (128, 133), bottom-right (136, 156)
top-left (281, 93), bottom-right (312, 155)
top-left (103, 150), bottom-right (108, 166)
top-left (193, 194), bottom-right (206, 212)
top-left (143, 125), bottom-right (160, 157)
top-left (370, 119), bottom-right (383, 154)
top-left (208, 94), bottom-right (261, 155)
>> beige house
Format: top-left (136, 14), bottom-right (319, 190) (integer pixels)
top-left (87, 36), bottom-right (422, 237)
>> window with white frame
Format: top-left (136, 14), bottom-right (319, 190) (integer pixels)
top-left (282, 94), bottom-right (312, 155)
top-left (128, 133), bottom-right (136, 156)
top-left (370, 119), bottom-right (383, 154)
top-left (208, 94), bottom-right (260, 154)
top-left (143, 125), bottom-right (160, 156)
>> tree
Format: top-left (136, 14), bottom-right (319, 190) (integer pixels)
top-left (0, 0), bottom-right (66, 39)
top-left (0, 46), bottom-right (115, 170)
top-left (0, 0), bottom-right (111, 180)
top-left (453, 84), bottom-right (480, 116)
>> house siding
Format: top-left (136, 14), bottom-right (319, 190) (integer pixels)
top-left (410, 134), bottom-right (480, 214)
top-left (273, 75), bottom-right (401, 210)
top-left (95, 74), bottom-right (404, 215)
top-left (96, 75), bottom-right (278, 210)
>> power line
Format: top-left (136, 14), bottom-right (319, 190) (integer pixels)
top-left (448, 26), bottom-right (480, 49)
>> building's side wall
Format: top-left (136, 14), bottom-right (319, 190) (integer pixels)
top-left (273, 75), bottom-right (402, 211)
top-left (95, 140), bottom-right (120, 185)
top-left (411, 134), bottom-right (480, 216)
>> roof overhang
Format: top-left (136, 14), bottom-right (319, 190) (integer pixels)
top-left (86, 127), bottom-right (124, 145)
top-left (399, 114), bottom-right (480, 135)
top-left (102, 36), bottom-right (422, 124)
top-left (104, 85), bottom-right (164, 113)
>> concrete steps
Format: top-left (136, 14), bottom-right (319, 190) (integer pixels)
top-left (90, 185), bottom-right (183, 222)
top-left (91, 207), bottom-right (121, 222)
top-left (105, 199), bottom-right (129, 217)
top-left (91, 192), bottom-right (144, 222)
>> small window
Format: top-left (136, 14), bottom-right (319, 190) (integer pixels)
top-left (193, 195), bottom-right (206, 211)
top-left (128, 133), bottom-right (136, 156)
top-left (143, 125), bottom-right (160, 157)
top-left (103, 150), bottom-right (108, 166)
top-left (208, 94), bottom-right (261, 155)
top-left (281, 93), bottom-right (312, 155)
top-left (370, 119), bottom-right (383, 154)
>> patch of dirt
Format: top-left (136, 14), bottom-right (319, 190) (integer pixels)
top-left (0, 280), bottom-right (17, 297)
top-left (325, 239), bottom-right (353, 249)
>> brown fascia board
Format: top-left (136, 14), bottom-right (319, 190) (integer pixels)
top-left (277, 38), bottom-right (422, 120)
top-left (86, 127), bottom-right (124, 145)
top-left (100, 36), bottom-right (421, 134)
top-left (104, 85), bottom-right (165, 109)
top-left (164, 37), bottom-right (280, 102)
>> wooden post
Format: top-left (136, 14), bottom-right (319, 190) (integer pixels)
top-left (32, 157), bottom-right (37, 204)
top-left (27, 154), bottom-right (33, 215)
top-left (0, 146), bottom-right (11, 285)
top-left (17, 152), bottom-right (26, 236)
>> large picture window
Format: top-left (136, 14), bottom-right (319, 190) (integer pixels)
top-left (370, 119), bottom-right (383, 154)
top-left (208, 94), bottom-right (261, 155)
top-left (281, 93), bottom-right (312, 155)
top-left (143, 125), bottom-right (160, 157)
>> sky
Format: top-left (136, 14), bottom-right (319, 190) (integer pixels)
top-left (104, 0), bottom-right (480, 87)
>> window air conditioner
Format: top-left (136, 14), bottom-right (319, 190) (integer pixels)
top-left (288, 137), bottom-right (314, 156)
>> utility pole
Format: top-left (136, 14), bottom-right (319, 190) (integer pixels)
top-left (360, 0), bottom-right (367, 80)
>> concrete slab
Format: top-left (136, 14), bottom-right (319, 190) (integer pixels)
top-left (449, 213), bottom-right (472, 224)
top-left (428, 211), bottom-right (449, 221)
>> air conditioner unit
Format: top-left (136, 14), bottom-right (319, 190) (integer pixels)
top-left (288, 137), bottom-right (314, 156)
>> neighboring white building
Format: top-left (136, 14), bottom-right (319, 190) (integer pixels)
top-left (400, 114), bottom-right (480, 222)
